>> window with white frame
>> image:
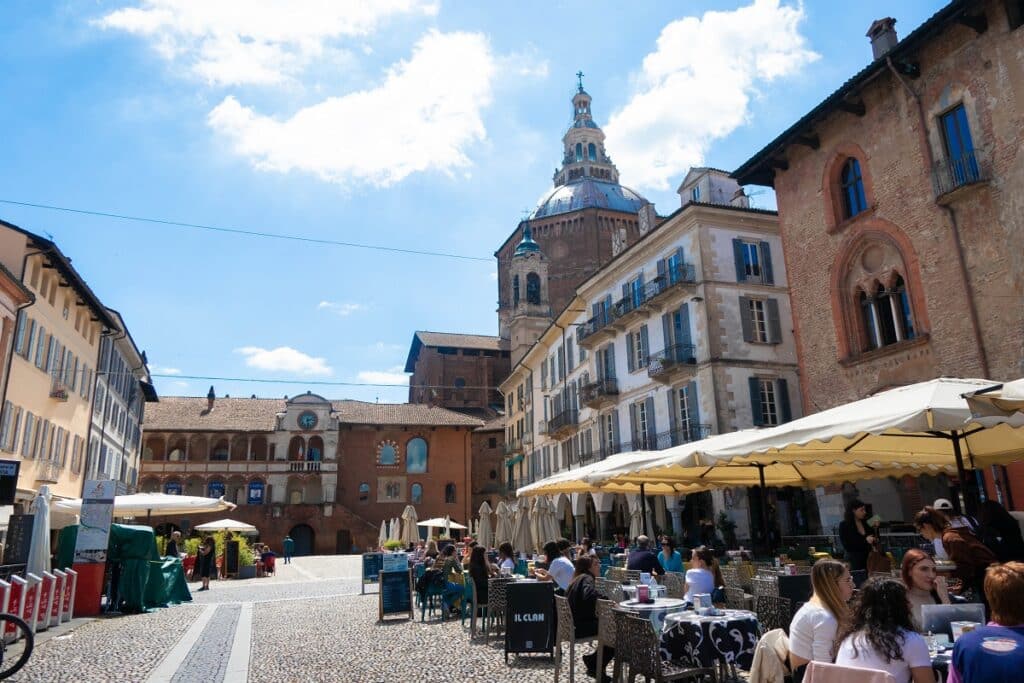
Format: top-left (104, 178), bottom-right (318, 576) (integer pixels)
top-left (759, 379), bottom-right (778, 426)
top-left (749, 299), bottom-right (768, 343)
top-left (634, 400), bottom-right (650, 448)
top-left (676, 386), bottom-right (694, 437)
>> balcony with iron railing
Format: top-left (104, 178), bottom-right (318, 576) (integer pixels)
top-left (50, 373), bottom-right (70, 401)
top-left (35, 459), bottom-right (63, 484)
top-left (630, 424), bottom-right (712, 451)
top-left (577, 312), bottom-right (615, 348)
top-left (647, 343), bottom-right (697, 383)
top-left (503, 438), bottom-right (524, 456)
top-left (581, 377), bottom-right (620, 409)
top-left (932, 149), bottom-right (989, 204)
top-left (547, 409), bottom-right (579, 438)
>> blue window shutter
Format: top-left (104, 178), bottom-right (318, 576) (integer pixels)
top-left (667, 389), bottom-right (678, 434)
top-left (607, 344), bottom-right (616, 379)
top-left (749, 377), bottom-right (764, 426)
top-left (628, 404), bottom-right (638, 448)
top-left (626, 333), bottom-right (636, 372)
top-left (611, 409), bottom-right (620, 451)
top-left (738, 297), bottom-right (753, 342)
top-left (766, 298), bottom-right (782, 343)
top-left (678, 303), bottom-right (692, 348)
top-left (777, 378), bottom-right (792, 423)
top-left (661, 313), bottom-right (672, 350)
top-left (639, 325), bottom-right (649, 365)
top-left (733, 239), bottom-right (746, 283)
top-left (622, 283), bottom-right (630, 301)
top-left (686, 381), bottom-right (700, 435)
top-left (657, 258), bottom-right (667, 286)
top-left (644, 396), bottom-right (656, 446)
top-left (760, 241), bottom-right (774, 285)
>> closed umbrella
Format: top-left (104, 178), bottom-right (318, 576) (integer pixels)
top-left (401, 505), bottom-right (418, 546)
top-left (27, 486), bottom-right (52, 577)
top-left (494, 501), bottom-right (513, 546)
top-left (390, 517), bottom-right (401, 542)
top-left (529, 497), bottom-right (544, 548)
top-left (541, 496), bottom-right (561, 544)
top-left (628, 501), bottom-right (643, 543)
top-left (444, 514), bottom-right (451, 539)
top-left (379, 520), bottom-right (388, 548)
top-left (477, 501), bottom-right (494, 549)
top-left (511, 502), bottom-right (534, 555)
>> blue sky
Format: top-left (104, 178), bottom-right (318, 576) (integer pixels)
top-left (0, 0), bottom-right (945, 403)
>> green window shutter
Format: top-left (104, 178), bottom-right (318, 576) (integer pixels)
top-left (766, 298), bottom-right (782, 344)
top-left (639, 325), bottom-right (649, 366)
top-left (777, 378), bottom-right (792, 423)
top-left (739, 297), bottom-right (753, 342)
top-left (749, 377), bottom-right (764, 426)
top-left (626, 333), bottom-right (636, 372)
top-left (686, 381), bottom-right (700, 434)
top-left (760, 241), bottom-right (774, 285)
top-left (644, 396), bottom-right (657, 447)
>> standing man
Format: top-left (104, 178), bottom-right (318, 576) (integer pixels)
top-left (283, 535), bottom-right (294, 564)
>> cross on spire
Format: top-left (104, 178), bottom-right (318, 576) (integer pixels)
top-left (576, 70), bottom-right (585, 92)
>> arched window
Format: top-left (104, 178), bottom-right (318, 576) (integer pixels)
top-left (164, 481), bottom-right (182, 495)
top-left (207, 480), bottom-right (225, 499)
top-left (588, 142), bottom-right (597, 161)
top-left (445, 483), bottom-right (456, 504)
top-left (859, 275), bottom-right (915, 351)
top-left (512, 274), bottom-right (520, 306)
top-left (575, 143), bottom-right (583, 162)
top-left (168, 448), bottom-right (183, 462)
top-left (406, 437), bottom-right (428, 473)
top-left (378, 443), bottom-right (397, 466)
top-left (840, 158), bottom-right (867, 218)
top-left (410, 483), bottom-right (423, 504)
top-left (526, 273), bottom-right (541, 305)
top-left (359, 482), bottom-right (370, 503)
top-left (247, 480), bottom-right (265, 504)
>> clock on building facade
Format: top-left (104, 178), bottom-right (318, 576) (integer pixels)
top-left (298, 411), bottom-right (318, 430)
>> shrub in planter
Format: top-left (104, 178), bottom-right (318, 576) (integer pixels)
top-left (382, 539), bottom-right (403, 551)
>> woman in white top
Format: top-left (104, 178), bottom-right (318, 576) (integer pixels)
top-left (788, 559), bottom-right (853, 673)
top-left (834, 577), bottom-right (933, 683)
top-left (683, 548), bottom-right (723, 603)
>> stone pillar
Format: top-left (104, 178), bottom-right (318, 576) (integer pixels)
top-left (246, 437), bottom-right (252, 461)
top-left (598, 511), bottom-right (611, 543)
top-left (574, 514), bottom-right (585, 543)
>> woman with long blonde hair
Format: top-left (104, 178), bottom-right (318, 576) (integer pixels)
top-left (788, 559), bottom-right (854, 675)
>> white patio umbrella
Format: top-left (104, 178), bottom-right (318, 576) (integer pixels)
top-left (194, 518), bottom-right (258, 534)
top-left (543, 497), bottom-right (562, 543)
top-left (529, 497), bottom-right (544, 548)
top-left (390, 517), bottom-right (401, 542)
top-left (964, 378), bottom-right (1024, 417)
top-left (511, 502), bottom-right (534, 555)
top-left (494, 501), bottom-right (514, 546)
top-left (54, 493), bottom-right (236, 522)
top-left (417, 517), bottom-right (468, 535)
top-left (477, 501), bottom-right (494, 549)
top-left (628, 501), bottom-right (643, 543)
top-left (444, 514), bottom-right (451, 539)
top-left (27, 486), bottom-right (52, 577)
top-left (401, 505), bottom-right (419, 546)
top-left (378, 520), bottom-right (388, 548)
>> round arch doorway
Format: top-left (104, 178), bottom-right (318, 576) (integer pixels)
top-left (288, 524), bottom-right (315, 556)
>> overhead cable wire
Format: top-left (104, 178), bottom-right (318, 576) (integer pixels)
top-left (150, 372), bottom-right (504, 391)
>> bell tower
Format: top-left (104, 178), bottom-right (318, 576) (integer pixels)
top-left (507, 224), bottom-right (551, 366)
top-left (553, 72), bottom-right (620, 187)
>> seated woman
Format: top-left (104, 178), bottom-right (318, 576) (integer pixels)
top-left (683, 548), bottom-right (723, 603)
top-left (436, 545), bottom-right (465, 615)
top-left (900, 548), bottom-right (950, 630)
top-left (789, 559), bottom-right (852, 678)
top-left (496, 542), bottom-right (516, 573)
top-left (658, 537), bottom-right (685, 573)
top-left (566, 556), bottom-right (614, 682)
top-left (834, 577), bottom-right (933, 683)
top-left (466, 546), bottom-right (496, 615)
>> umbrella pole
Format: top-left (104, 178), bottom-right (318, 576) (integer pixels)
top-left (640, 483), bottom-right (649, 538)
top-left (758, 464), bottom-right (773, 558)
top-left (951, 432), bottom-right (978, 516)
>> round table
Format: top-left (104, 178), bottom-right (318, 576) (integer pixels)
top-left (615, 597), bottom-right (687, 632)
top-left (661, 609), bottom-right (760, 670)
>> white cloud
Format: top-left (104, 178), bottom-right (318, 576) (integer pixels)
top-left (489, 270), bottom-right (498, 281)
top-left (235, 346), bottom-right (332, 375)
top-left (171, 380), bottom-right (190, 389)
top-left (150, 365), bottom-right (182, 375)
top-left (207, 30), bottom-right (495, 187)
top-left (357, 366), bottom-right (409, 385)
top-left (317, 301), bottom-right (365, 317)
top-left (604, 0), bottom-right (818, 191)
top-left (373, 342), bottom-right (404, 352)
top-left (95, 0), bottom-right (438, 86)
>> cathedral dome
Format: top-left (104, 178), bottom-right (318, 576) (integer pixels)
top-left (529, 178), bottom-right (647, 219)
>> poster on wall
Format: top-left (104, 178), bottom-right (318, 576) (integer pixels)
top-left (247, 482), bottom-right (264, 505)
top-left (73, 480), bottom-right (116, 564)
top-left (208, 481), bottom-right (225, 499)
top-left (164, 482), bottom-right (182, 495)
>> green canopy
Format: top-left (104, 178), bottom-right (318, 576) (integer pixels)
top-left (55, 524), bottom-right (192, 613)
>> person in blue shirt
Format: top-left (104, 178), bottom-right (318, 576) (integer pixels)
top-left (657, 537), bottom-right (685, 573)
top-left (949, 561), bottom-right (1024, 683)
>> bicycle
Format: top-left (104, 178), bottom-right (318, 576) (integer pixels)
top-left (0, 612), bottom-right (34, 679)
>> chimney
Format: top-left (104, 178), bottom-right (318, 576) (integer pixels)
top-left (867, 17), bottom-right (898, 60)
top-left (207, 385), bottom-right (215, 411)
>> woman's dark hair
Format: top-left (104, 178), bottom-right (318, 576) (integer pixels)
top-left (469, 546), bottom-right (488, 571)
top-left (543, 541), bottom-right (560, 563)
top-left (442, 544), bottom-right (456, 557)
top-left (498, 541), bottom-right (514, 559)
top-left (661, 537), bottom-right (676, 552)
top-left (844, 499), bottom-right (867, 525)
top-left (581, 537), bottom-right (593, 550)
top-left (694, 547), bottom-right (724, 587)
top-left (833, 577), bottom-right (916, 663)
top-left (914, 506), bottom-right (949, 534)
top-left (572, 556), bottom-right (594, 580)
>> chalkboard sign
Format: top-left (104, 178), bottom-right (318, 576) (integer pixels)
top-left (361, 553), bottom-right (383, 594)
top-left (0, 460), bottom-right (20, 506)
top-left (3, 514), bottom-right (34, 565)
top-left (225, 540), bottom-right (240, 576)
top-left (378, 569), bottom-right (413, 621)
top-left (382, 552), bottom-right (408, 573)
top-left (505, 581), bottom-right (555, 661)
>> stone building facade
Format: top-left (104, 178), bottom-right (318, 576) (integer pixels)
top-left (502, 168), bottom-right (806, 547)
top-left (140, 392), bottom-right (482, 555)
top-left (733, 0), bottom-right (1024, 516)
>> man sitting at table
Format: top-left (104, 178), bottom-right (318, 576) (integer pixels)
top-left (948, 561), bottom-right (1024, 683)
top-left (626, 536), bottom-right (665, 576)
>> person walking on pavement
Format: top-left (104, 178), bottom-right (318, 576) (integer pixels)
top-left (283, 535), bottom-right (294, 564)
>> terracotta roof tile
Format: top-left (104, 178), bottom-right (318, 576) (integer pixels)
top-left (332, 400), bottom-right (483, 427)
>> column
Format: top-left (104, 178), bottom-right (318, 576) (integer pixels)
top-left (574, 514), bottom-right (585, 543)
top-left (598, 511), bottom-right (611, 544)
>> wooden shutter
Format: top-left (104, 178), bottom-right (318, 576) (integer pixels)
top-left (766, 298), bottom-right (782, 343)
top-left (678, 303), bottom-right (692, 348)
top-left (626, 333), bottom-right (636, 372)
top-left (686, 381), bottom-right (700, 435)
top-left (607, 344), bottom-right (616, 379)
top-left (760, 241), bottom-right (774, 285)
top-left (662, 313), bottom-right (673, 350)
top-left (739, 296), bottom-right (753, 342)
top-left (640, 325), bottom-right (650, 366)
top-left (541, 362), bottom-right (547, 390)
top-left (733, 239), bottom-right (746, 283)
top-left (656, 258), bottom-right (667, 287)
top-left (611, 408), bottom-right (621, 452)
top-left (629, 403), bottom-right (639, 448)
top-left (777, 378), bottom-right (792, 423)
top-left (644, 396), bottom-right (656, 447)
top-left (749, 376), bottom-right (764, 426)
top-left (667, 389), bottom-right (678, 436)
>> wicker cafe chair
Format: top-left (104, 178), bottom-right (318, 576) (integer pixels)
top-left (720, 564), bottom-right (741, 589)
top-left (755, 594), bottom-right (792, 634)
top-left (623, 569), bottom-right (642, 584)
top-left (486, 577), bottom-right (513, 643)
top-left (662, 572), bottom-right (686, 600)
top-left (607, 567), bottom-right (628, 583)
top-left (619, 613), bottom-right (714, 683)
top-left (752, 575), bottom-right (779, 598)
top-left (595, 599), bottom-right (622, 683)
top-left (554, 594), bottom-right (596, 683)
top-left (724, 586), bottom-right (750, 611)
top-left (594, 577), bottom-right (616, 599)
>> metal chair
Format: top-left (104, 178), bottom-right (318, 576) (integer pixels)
top-left (755, 594), bottom-right (792, 634)
top-left (486, 577), bottom-right (513, 643)
top-left (662, 572), bottom-right (686, 599)
top-left (460, 577), bottom-right (486, 637)
top-left (554, 594), bottom-right (596, 683)
top-left (720, 564), bottom-right (741, 589)
top-left (724, 586), bottom-right (750, 611)
top-left (752, 575), bottom-right (779, 598)
top-left (618, 613), bottom-right (714, 682)
top-left (607, 567), bottom-right (628, 583)
top-left (594, 577), bottom-right (615, 599)
top-left (623, 569), bottom-right (642, 583)
top-left (595, 599), bottom-right (621, 683)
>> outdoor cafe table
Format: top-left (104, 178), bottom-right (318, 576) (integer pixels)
top-left (621, 583), bottom-right (668, 600)
top-left (614, 597), bottom-right (687, 632)
top-left (661, 609), bottom-right (760, 670)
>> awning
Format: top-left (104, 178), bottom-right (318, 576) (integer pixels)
top-left (506, 454), bottom-right (524, 466)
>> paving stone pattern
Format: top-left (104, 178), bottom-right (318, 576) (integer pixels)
top-left (8, 604), bottom-right (204, 683)
top-left (190, 577), bottom-right (361, 605)
top-left (170, 604), bottom-right (241, 683)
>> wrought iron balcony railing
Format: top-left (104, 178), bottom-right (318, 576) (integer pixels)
top-left (932, 149), bottom-right (988, 198)
top-left (647, 344), bottom-right (697, 379)
top-left (548, 409), bottom-right (579, 434)
top-left (581, 378), bottom-right (619, 407)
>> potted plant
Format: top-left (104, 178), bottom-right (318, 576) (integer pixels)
top-left (382, 539), bottom-right (403, 552)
